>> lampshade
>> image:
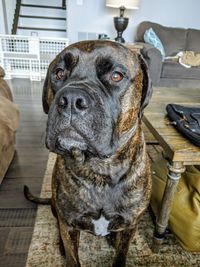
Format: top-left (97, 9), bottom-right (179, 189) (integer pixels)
top-left (106, 0), bottom-right (139, 9)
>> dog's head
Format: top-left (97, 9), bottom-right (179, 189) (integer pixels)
top-left (43, 40), bottom-right (152, 158)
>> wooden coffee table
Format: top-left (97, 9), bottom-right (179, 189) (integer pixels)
top-left (143, 87), bottom-right (200, 250)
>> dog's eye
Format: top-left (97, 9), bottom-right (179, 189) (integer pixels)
top-left (111, 71), bottom-right (124, 82)
top-left (56, 69), bottom-right (64, 80)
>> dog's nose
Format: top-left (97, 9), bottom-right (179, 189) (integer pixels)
top-left (58, 88), bottom-right (90, 113)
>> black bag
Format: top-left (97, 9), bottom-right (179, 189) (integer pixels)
top-left (166, 104), bottom-right (200, 147)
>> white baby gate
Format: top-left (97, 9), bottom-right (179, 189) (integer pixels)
top-left (0, 34), bottom-right (69, 81)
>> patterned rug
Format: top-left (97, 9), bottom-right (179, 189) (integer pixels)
top-left (25, 153), bottom-right (200, 267)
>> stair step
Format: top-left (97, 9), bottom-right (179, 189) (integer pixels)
top-left (21, 4), bottom-right (65, 9)
top-left (18, 26), bottom-right (66, 32)
top-left (18, 17), bottom-right (66, 29)
top-left (19, 15), bottom-right (66, 20)
top-left (21, 6), bottom-right (66, 17)
top-left (17, 28), bottom-right (67, 38)
top-left (22, 0), bottom-right (63, 7)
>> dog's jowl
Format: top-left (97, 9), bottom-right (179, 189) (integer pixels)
top-left (26, 40), bottom-right (152, 267)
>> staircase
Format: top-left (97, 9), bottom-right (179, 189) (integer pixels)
top-left (12, 0), bottom-right (67, 38)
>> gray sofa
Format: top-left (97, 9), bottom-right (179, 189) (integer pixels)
top-left (135, 21), bottom-right (200, 87)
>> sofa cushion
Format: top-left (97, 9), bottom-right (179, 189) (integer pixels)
top-left (136, 21), bottom-right (187, 56)
top-left (0, 68), bottom-right (19, 183)
top-left (186, 29), bottom-right (200, 53)
top-left (0, 139), bottom-right (15, 184)
top-left (0, 67), bottom-right (5, 78)
top-left (0, 79), bottom-right (13, 101)
top-left (161, 61), bottom-right (200, 79)
top-left (0, 96), bottom-right (19, 132)
top-left (159, 27), bottom-right (187, 56)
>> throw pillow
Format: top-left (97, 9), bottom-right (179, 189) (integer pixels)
top-left (144, 28), bottom-right (165, 60)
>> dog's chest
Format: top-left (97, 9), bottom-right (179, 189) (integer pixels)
top-left (91, 215), bottom-right (110, 236)
top-left (56, 176), bottom-right (144, 236)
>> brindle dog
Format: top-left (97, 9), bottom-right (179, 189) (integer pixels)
top-left (25, 40), bottom-right (152, 267)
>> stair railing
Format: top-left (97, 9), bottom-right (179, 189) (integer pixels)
top-left (62, 0), bottom-right (66, 9)
top-left (12, 0), bottom-right (21, 35)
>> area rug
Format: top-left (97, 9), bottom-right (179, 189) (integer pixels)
top-left (25, 153), bottom-right (200, 267)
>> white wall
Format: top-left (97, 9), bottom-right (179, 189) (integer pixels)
top-left (5, 0), bottom-right (16, 34)
top-left (1, 0), bottom-right (199, 39)
top-left (0, 0), bottom-right (6, 34)
top-left (67, 0), bottom-right (200, 43)
top-left (0, 0), bottom-right (16, 34)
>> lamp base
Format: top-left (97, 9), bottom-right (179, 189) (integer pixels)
top-left (114, 17), bottom-right (129, 43)
top-left (115, 36), bottom-right (125, 43)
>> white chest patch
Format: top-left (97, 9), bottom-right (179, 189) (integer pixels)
top-left (92, 215), bottom-right (110, 236)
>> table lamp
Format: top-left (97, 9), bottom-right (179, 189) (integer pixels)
top-left (106, 0), bottom-right (139, 43)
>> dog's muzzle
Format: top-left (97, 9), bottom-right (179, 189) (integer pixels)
top-left (57, 87), bottom-right (92, 116)
top-left (46, 83), bottom-right (117, 158)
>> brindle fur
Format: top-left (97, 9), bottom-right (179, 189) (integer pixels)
top-left (41, 40), bottom-right (152, 267)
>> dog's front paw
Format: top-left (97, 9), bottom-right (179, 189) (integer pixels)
top-left (59, 240), bottom-right (66, 256)
top-left (64, 260), bottom-right (81, 267)
top-left (112, 254), bottom-right (126, 267)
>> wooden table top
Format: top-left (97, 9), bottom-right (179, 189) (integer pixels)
top-left (143, 87), bottom-right (200, 165)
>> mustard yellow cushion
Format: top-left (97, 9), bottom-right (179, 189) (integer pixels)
top-left (151, 155), bottom-right (200, 251)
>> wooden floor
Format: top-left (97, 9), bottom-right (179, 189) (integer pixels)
top-left (0, 79), bottom-right (49, 267)
top-left (0, 78), bottom-right (161, 267)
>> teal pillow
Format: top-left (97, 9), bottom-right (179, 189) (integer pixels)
top-left (144, 28), bottom-right (165, 60)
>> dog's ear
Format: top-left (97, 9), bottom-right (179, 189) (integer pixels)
top-left (42, 70), bottom-right (50, 114)
top-left (42, 62), bottom-right (54, 114)
top-left (138, 54), bottom-right (153, 118)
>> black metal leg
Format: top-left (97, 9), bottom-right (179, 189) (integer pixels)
top-left (153, 161), bottom-right (185, 252)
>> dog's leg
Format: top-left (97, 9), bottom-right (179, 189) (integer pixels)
top-left (58, 217), bottom-right (81, 267)
top-left (69, 229), bottom-right (80, 262)
top-left (59, 235), bottom-right (66, 256)
top-left (112, 228), bottom-right (136, 267)
top-left (50, 205), bottom-right (66, 256)
top-left (106, 232), bottom-right (117, 248)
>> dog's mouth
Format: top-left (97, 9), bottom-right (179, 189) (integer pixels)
top-left (46, 113), bottom-right (116, 159)
top-left (47, 131), bottom-right (112, 160)
top-left (53, 127), bottom-right (88, 153)
top-left (55, 136), bottom-right (87, 152)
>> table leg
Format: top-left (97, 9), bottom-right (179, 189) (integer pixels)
top-left (153, 161), bottom-right (185, 252)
